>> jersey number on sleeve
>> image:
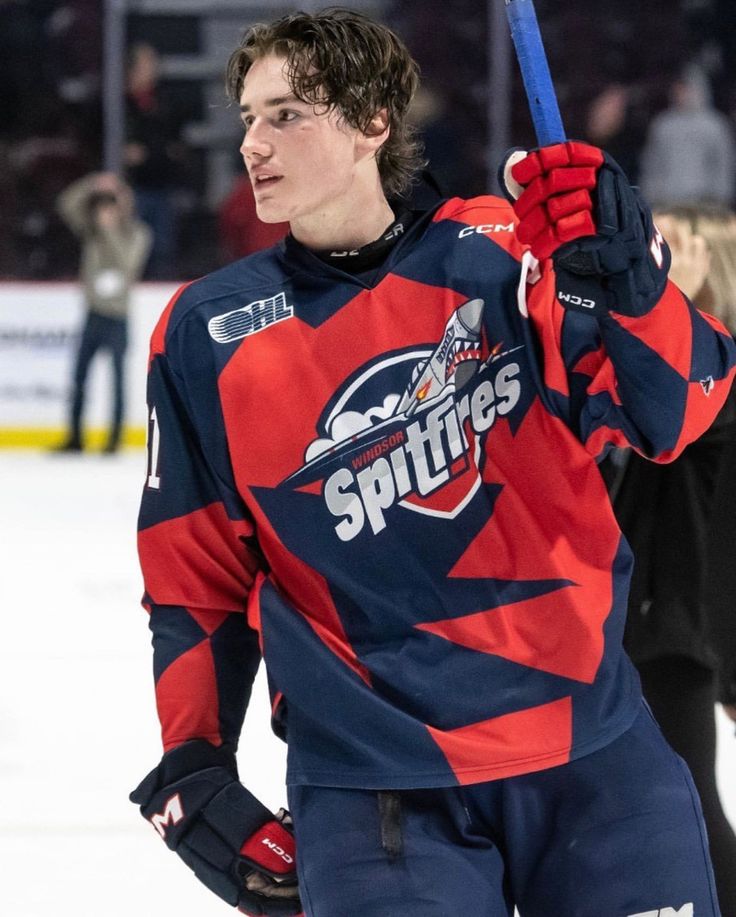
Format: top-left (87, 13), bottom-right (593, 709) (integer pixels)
top-left (147, 406), bottom-right (161, 490)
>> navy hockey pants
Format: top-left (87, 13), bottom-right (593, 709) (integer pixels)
top-left (287, 703), bottom-right (720, 916)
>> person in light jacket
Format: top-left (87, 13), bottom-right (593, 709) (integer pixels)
top-left (55, 172), bottom-right (151, 453)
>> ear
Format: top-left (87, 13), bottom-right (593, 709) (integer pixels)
top-left (360, 108), bottom-right (390, 156)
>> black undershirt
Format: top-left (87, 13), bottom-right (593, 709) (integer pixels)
top-left (312, 210), bottom-right (416, 280)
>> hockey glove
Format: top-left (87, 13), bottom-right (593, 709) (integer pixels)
top-left (501, 141), bottom-right (670, 317)
top-left (130, 739), bottom-right (302, 916)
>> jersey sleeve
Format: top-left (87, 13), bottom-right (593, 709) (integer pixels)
top-left (526, 262), bottom-right (736, 462)
top-left (138, 287), bottom-right (263, 752)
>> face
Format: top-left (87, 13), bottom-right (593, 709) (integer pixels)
top-left (238, 54), bottom-right (367, 228)
top-left (94, 202), bottom-right (121, 229)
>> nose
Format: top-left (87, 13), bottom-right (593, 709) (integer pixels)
top-left (241, 117), bottom-right (272, 161)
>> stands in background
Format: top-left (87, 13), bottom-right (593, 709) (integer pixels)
top-left (1, 0), bottom-right (736, 280)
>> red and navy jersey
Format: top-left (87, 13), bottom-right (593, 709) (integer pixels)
top-left (138, 196), bottom-right (736, 788)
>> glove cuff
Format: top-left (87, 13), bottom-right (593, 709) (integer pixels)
top-left (130, 739), bottom-right (238, 806)
top-left (160, 739), bottom-right (238, 783)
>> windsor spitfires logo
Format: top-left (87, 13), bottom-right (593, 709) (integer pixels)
top-left (283, 299), bottom-right (525, 541)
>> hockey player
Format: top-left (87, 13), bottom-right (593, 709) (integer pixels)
top-left (130, 10), bottom-right (736, 916)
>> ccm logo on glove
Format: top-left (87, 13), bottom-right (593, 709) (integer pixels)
top-left (558, 292), bottom-right (597, 310)
top-left (241, 821), bottom-right (296, 873)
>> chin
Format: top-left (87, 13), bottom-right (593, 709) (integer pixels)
top-left (255, 200), bottom-right (290, 224)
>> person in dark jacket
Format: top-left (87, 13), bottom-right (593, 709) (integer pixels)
top-left (706, 408), bottom-right (736, 724)
top-left (609, 203), bottom-right (736, 914)
top-left (124, 43), bottom-right (183, 278)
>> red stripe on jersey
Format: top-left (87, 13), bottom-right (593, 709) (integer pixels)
top-left (582, 355), bottom-right (622, 404)
top-left (662, 376), bottom-right (736, 463)
top-left (416, 584), bottom-right (600, 684)
top-left (138, 504), bottom-right (257, 611)
top-left (447, 402), bottom-right (615, 680)
top-left (271, 690), bottom-right (284, 717)
top-left (433, 195), bottom-right (527, 262)
top-left (156, 639), bottom-right (221, 751)
top-left (527, 267), bottom-right (570, 397)
top-left (572, 344), bottom-right (605, 378)
top-left (246, 572), bottom-right (266, 653)
top-left (186, 608), bottom-right (231, 636)
top-left (295, 479), bottom-right (324, 496)
top-left (247, 499), bottom-right (372, 686)
top-left (149, 282), bottom-right (195, 367)
top-left (454, 401), bottom-right (616, 579)
top-left (700, 309), bottom-right (733, 335)
top-left (432, 197), bottom-right (466, 223)
top-left (611, 282), bottom-right (692, 380)
top-left (572, 343), bottom-right (624, 407)
top-left (584, 421), bottom-right (630, 459)
top-left (427, 696), bottom-right (572, 784)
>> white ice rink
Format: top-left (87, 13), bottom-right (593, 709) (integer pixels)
top-left (1, 451), bottom-right (734, 917)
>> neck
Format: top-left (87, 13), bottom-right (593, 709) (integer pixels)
top-left (290, 174), bottom-right (394, 252)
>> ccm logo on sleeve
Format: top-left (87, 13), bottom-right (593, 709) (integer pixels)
top-left (458, 223), bottom-right (514, 239)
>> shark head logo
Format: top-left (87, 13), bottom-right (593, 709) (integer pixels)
top-left (282, 299), bottom-right (524, 539)
top-left (396, 298), bottom-right (484, 417)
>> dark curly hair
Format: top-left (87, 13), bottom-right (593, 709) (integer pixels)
top-left (225, 8), bottom-right (424, 198)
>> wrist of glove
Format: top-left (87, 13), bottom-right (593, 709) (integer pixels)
top-left (130, 740), bottom-right (302, 916)
top-left (500, 141), bottom-right (671, 318)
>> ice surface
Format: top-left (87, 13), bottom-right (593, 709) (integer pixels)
top-left (0, 452), bottom-right (733, 916)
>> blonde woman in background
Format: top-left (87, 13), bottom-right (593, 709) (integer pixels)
top-left (610, 204), bottom-right (736, 914)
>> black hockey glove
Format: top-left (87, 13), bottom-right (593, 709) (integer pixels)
top-left (501, 141), bottom-right (671, 318)
top-left (130, 740), bottom-right (302, 916)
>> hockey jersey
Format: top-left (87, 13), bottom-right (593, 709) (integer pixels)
top-left (137, 196), bottom-right (736, 788)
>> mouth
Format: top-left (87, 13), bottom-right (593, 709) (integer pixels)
top-left (447, 340), bottom-right (482, 378)
top-left (252, 174), bottom-right (283, 191)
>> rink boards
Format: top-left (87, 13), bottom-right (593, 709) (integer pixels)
top-left (0, 282), bottom-right (178, 449)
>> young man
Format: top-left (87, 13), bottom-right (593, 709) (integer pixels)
top-left (130, 10), bottom-right (735, 917)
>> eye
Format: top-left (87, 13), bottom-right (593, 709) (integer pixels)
top-left (241, 115), bottom-right (254, 132)
top-left (277, 110), bottom-right (299, 124)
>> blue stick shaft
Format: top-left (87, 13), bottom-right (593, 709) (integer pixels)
top-left (504, 0), bottom-right (566, 146)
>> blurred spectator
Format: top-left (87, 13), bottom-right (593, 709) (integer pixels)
top-left (218, 175), bottom-right (288, 263)
top-left (640, 64), bottom-right (735, 208)
top-left (53, 172), bottom-right (151, 453)
top-left (407, 85), bottom-right (462, 197)
top-left (0, 0), bottom-right (99, 277)
top-left (584, 83), bottom-right (647, 185)
top-left (389, 0), bottom-right (488, 195)
top-left (607, 204), bottom-right (736, 912)
top-left (124, 43), bottom-right (184, 279)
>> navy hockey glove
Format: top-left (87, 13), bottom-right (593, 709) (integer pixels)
top-left (130, 740), bottom-right (302, 916)
top-left (501, 141), bottom-right (671, 317)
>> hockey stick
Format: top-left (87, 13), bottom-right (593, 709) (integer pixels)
top-left (504, 0), bottom-right (566, 145)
